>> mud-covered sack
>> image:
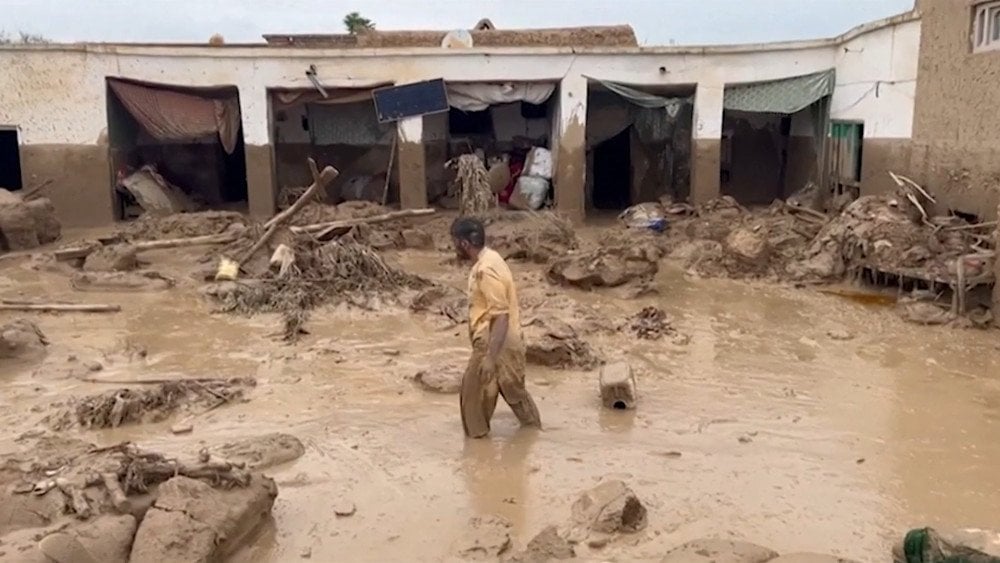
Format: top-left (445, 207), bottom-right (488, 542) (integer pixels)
top-left (894, 527), bottom-right (1000, 563)
top-left (618, 202), bottom-right (667, 232)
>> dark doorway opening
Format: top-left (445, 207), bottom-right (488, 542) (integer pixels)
top-left (592, 127), bottom-right (632, 210)
top-left (0, 130), bottom-right (23, 191)
top-left (106, 78), bottom-right (248, 220)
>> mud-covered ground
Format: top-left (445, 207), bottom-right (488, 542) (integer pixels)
top-left (1, 218), bottom-right (999, 562)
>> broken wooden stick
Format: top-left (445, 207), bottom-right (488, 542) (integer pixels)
top-left (943, 220), bottom-right (998, 232)
top-left (381, 133), bottom-right (398, 206)
top-left (240, 158), bottom-right (338, 264)
top-left (889, 171), bottom-right (937, 203)
top-left (0, 300), bottom-right (120, 313)
top-left (290, 208), bottom-right (436, 238)
top-left (784, 201), bottom-right (829, 222)
top-left (132, 231), bottom-right (240, 251)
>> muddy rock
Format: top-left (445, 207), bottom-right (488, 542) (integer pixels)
top-left (523, 318), bottom-right (602, 370)
top-left (508, 525), bottom-right (575, 562)
top-left (0, 489), bottom-right (68, 535)
top-left (82, 245), bottom-right (139, 273)
top-left (38, 514), bottom-right (137, 563)
top-left (129, 474), bottom-right (277, 563)
top-left (0, 201), bottom-right (40, 250)
top-left (548, 244), bottom-right (660, 289)
top-left (668, 239), bottom-right (723, 262)
top-left (453, 515), bottom-right (513, 560)
top-left (0, 318), bottom-right (48, 359)
top-left (413, 364), bottom-right (464, 394)
top-left (24, 198), bottom-right (61, 244)
top-left (566, 480), bottom-right (647, 542)
top-left (660, 539), bottom-right (778, 563)
top-left (400, 228), bottom-right (434, 250)
top-left (410, 284), bottom-right (467, 326)
top-left (725, 227), bottom-right (770, 264)
top-left (212, 433), bottom-right (305, 470)
top-left (119, 210), bottom-right (246, 241)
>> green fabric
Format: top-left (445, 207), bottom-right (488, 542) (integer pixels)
top-left (903, 527), bottom-right (1000, 563)
top-left (723, 69), bottom-right (835, 114)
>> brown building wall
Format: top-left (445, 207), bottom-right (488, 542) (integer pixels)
top-left (911, 0), bottom-right (1000, 217)
top-left (20, 145), bottom-right (114, 227)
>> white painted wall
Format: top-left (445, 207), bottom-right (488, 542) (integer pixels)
top-left (0, 12), bottom-right (919, 149)
top-left (831, 19), bottom-right (920, 138)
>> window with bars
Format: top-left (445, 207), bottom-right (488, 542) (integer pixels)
top-left (973, 1), bottom-right (1000, 53)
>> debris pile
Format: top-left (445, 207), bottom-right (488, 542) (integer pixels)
top-left (49, 377), bottom-right (255, 429)
top-left (212, 235), bottom-right (429, 340)
top-left (488, 210), bottom-right (577, 263)
top-left (117, 210), bottom-right (247, 241)
top-left (117, 165), bottom-right (198, 217)
top-left (0, 318), bottom-right (48, 359)
top-left (623, 306), bottom-right (684, 342)
top-left (523, 317), bottom-right (603, 370)
top-left (548, 241), bottom-right (661, 289)
top-left (789, 195), bottom-right (991, 283)
top-left (0, 187), bottom-right (61, 251)
top-left (0, 434), bottom-right (278, 562)
top-left (410, 284), bottom-right (468, 327)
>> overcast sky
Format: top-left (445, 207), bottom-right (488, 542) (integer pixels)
top-left (1, 0), bottom-right (915, 46)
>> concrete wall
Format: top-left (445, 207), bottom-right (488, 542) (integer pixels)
top-left (911, 0), bottom-right (1000, 218)
top-left (832, 15), bottom-right (921, 199)
top-left (0, 11), bottom-right (920, 225)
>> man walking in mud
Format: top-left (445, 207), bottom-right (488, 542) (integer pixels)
top-left (451, 217), bottom-right (541, 438)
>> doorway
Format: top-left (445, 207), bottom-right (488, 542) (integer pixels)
top-left (0, 129), bottom-right (23, 191)
top-left (592, 127), bottom-right (632, 210)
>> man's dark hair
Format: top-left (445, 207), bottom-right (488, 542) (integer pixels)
top-left (450, 216), bottom-right (486, 247)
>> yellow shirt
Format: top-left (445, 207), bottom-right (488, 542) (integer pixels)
top-left (467, 247), bottom-right (521, 344)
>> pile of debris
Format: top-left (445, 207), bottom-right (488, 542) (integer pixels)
top-left (622, 306), bottom-right (682, 341)
top-left (488, 210), bottom-right (577, 263)
top-left (0, 434), bottom-right (280, 562)
top-left (663, 197), bottom-right (825, 280)
top-left (47, 377), bottom-right (256, 430)
top-left (522, 317), bottom-right (603, 370)
top-left (548, 241), bottom-right (661, 289)
top-left (210, 233), bottom-right (429, 340)
top-left (0, 187), bottom-right (61, 252)
top-left (117, 210), bottom-right (247, 241)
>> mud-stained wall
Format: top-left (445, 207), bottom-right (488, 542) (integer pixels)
top-left (246, 144), bottom-right (275, 217)
top-left (0, 10), bottom-right (919, 224)
top-left (19, 144), bottom-right (114, 227)
top-left (911, 0), bottom-right (1000, 217)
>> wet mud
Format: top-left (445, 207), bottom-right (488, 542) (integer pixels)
top-left (1, 220), bottom-right (999, 562)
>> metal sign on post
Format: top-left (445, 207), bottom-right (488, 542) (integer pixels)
top-left (372, 79), bottom-right (450, 123)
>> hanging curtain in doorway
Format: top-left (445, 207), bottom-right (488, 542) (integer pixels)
top-left (107, 78), bottom-right (242, 154)
top-left (587, 78), bottom-right (688, 118)
top-left (723, 69), bottom-right (835, 114)
top-left (446, 82), bottom-right (556, 112)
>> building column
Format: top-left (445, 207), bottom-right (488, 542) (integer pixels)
top-left (554, 75), bottom-right (587, 221)
top-left (691, 82), bottom-right (724, 205)
top-left (397, 116), bottom-right (427, 209)
top-left (247, 89), bottom-right (277, 218)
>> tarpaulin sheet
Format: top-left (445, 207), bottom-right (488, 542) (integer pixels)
top-left (723, 69), bottom-right (835, 114)
top-left (447, 82), bottom-right (555, 112)
top-left (108, 78), bottom-right (241, 154)
top-left (272, 87), bottom-right (386, 111)
top-left (588, 78), bottom-right (687, 118)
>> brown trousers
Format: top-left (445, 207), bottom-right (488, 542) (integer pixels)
top-left (460, 337), bottom-right (541, 438)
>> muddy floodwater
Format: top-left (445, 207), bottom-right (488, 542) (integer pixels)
top-left (2, 224), bottom-right (999, 562)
